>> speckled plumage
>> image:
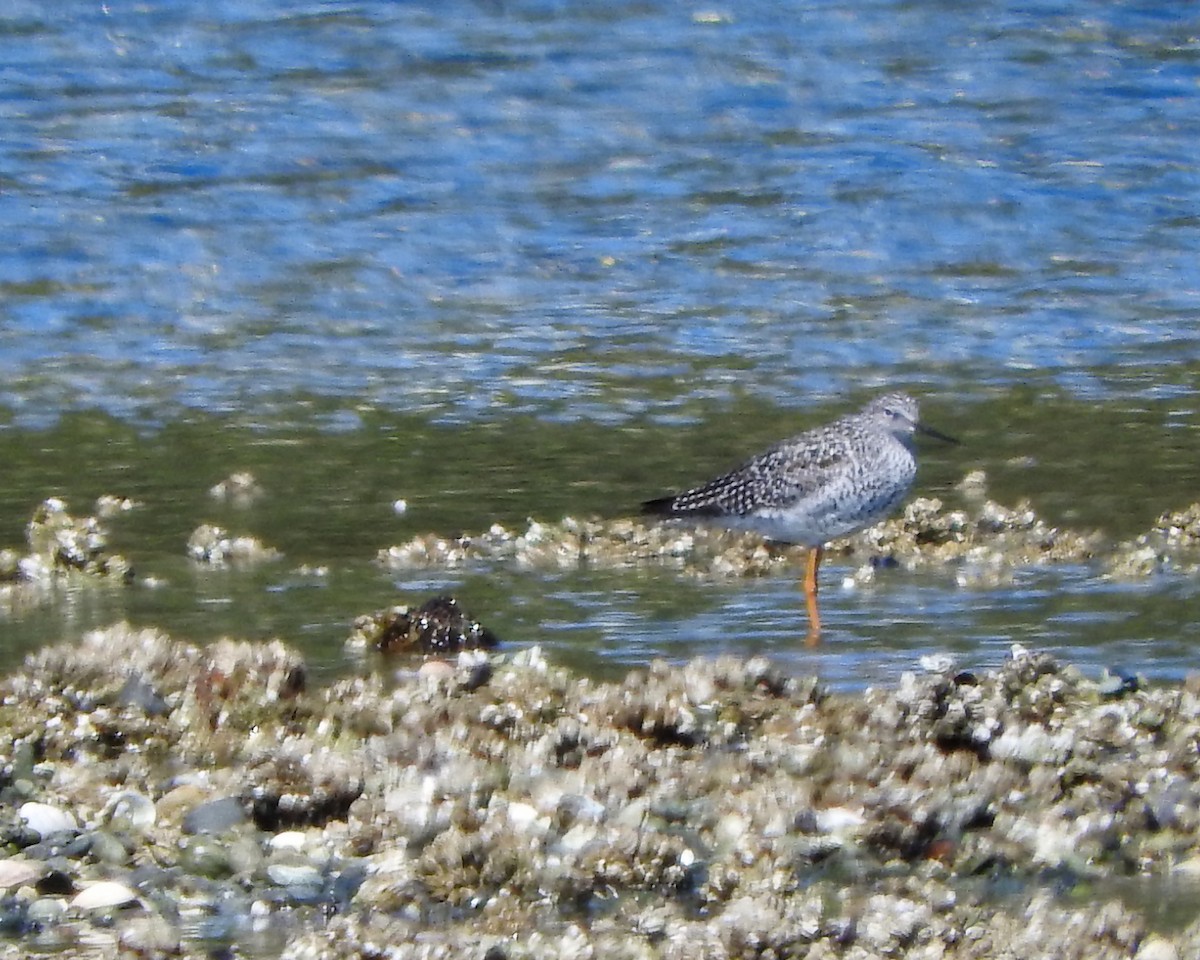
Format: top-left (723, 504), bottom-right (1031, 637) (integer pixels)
top-left (642, 392), bottom-right (927, 544)
top-left (641, 392), bottom-right (953, 643)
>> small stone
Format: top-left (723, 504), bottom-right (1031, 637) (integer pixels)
top-left (267, 863), bottom-right (323, 888)
top-left (156, 784), bottom-right (210, 825)
top-left (0, 859), bottom-right (47, 890)
top-left (117, 674), bottom-right (171, 717)
top-left (359, 596), bottom-right (499, 655)
top-left (94, 494), bottom-right (139, 518)
top-left (119, 915), bottom-right (182, 956)
top-left (269, 831), bottom-right (308, 853)
top-left (919, 653), bottom-right (957, 674)
top-left (456, 649), bottom-right (492, 691)
top-left (417, 660), bottom-right (455, 684)
top-left (815, 807), bottom-right (866, 838)
top-left (182, 797), bottom-right (248, 835)
top-left (1097, 667), bottom-right (1140, 698)
top-left (227, 835), bottom-right (266, 876)
top-left (26, 897), bottom-right (65, 924)
top-left (1173, 856), bottom-right (1200, 881)
top-left (86, 831), bottom-right (131, 866)
top-left (102, 791), bottom-right (157, 832)
top-left (18, 803), bottom-right (77, 840)
top-left (187, 523), bottom-right (280, 565)
top-left (179, 838), bottom-right (235, 879)
top-left (1135, 935), bottom-right (1179, 960)
top-left (70, 880), bottom-right (140, 911)
top-left (209, 471), bottom-right (264, 505)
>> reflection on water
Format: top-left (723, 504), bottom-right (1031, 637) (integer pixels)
top-left (0, 402), bottom-right (1196, 691)
top-left (526, 563), bottom-right (1200, 692)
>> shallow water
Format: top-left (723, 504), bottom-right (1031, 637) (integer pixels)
top-left (2, 1), bottom-right (1200, 688)
top-left (0, 399), bottom-right (1195, 692)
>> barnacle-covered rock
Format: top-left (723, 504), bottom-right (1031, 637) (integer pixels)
top-left (208, 471), bottom-right (265, 506)
top-left (376, 472), bottom-right (1103, 588)
top-left (850, 491), bottom-right (1103, 584)
top-left (348, 596), bottom-right (499, 655)
top-left (1109, 502), bottom-right (1200, 578)
top-left (1, 623), bottom-right (1200, 957)
top-left (243, 737), bottom-right (365, 830)
top-left (186, 523), bottom-right (281, 565)
top-left (12, 497), bottom-right (134, 584)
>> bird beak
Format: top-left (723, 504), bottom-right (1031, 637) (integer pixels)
top-left (917, 423), bottom-right (959, 444)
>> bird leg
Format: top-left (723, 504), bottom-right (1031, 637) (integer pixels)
top-left (803, 545), bottom-right (823, 646)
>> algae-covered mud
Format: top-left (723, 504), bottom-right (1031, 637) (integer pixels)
top-left (0, 624), bottom-right (1198, 959)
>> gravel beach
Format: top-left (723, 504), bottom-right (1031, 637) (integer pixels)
top-left (0, 623), bottom-right (1198, 959)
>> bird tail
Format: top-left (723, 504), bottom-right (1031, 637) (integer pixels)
top-left (640, 495), bottom-right (679, 517)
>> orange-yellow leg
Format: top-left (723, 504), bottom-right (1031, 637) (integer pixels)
top-left (803, 545), bottom-right (824, 646)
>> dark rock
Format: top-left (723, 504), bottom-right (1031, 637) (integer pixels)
top-left (359, 596), bottom-right (499, 655)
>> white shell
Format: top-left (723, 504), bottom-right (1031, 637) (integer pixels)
top-left (71, 881), bottom-right (140, 911)
top-left (18, 802), bottom-right (77, 838)
top-left (102, 791), bottom-right (157, 831)
top-left (268, 831), bottom-right (307, 853)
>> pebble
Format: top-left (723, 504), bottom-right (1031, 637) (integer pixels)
top-left (87, 830), bottom-right (132, 865)
top-left (209, 471), bottom-right (264, 505)
top-left (18, 802), bottom-right (77, 839)
top-left (179, 837), bottom-right (235, 879)
top-left (26, 897), bottom-right (65, 924)
top-left (417, 660), bottom-right (455, 684)
top-left (182, 797), bottom-right (248, 835)
top-left (0, 859), bottom-right (47, 890)
top-left (270, 831), bottom-right (309, 853)
top-left (228, 834), bottom-right (267, 876)
top-left (919, 653), bottom-right (958, 674)
top-left (102, 790), bottom-right (157, 831)
top-left (186, 523), bottom-right (280, 565)
top-left (1137, 936), bottom-right (1181, 960)
top-left (116, 674), bottom-right (171, 717)
top-left (156, 784), bottom-right (211, 825)
top-left (119, 915), bottom-right (183, 956)
top-left (70, 880), bottom-right (140, 911)
top-left (267, 863), bottom-right (323, 889)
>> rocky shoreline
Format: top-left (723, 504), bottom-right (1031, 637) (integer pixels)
top-left (1, 473), bottom-right (1200, 957)
top-left (375, 470), bottom-right (1200, 587)
top-left (4, 470), bottom-right (1200, 608)
top-left (0, 623), bottom-right (1195, 959)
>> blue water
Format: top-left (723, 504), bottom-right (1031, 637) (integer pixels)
top-left (2, 0), bottom-right (1200, 689)
top-left (3, 1), bottom-right (1200, 425)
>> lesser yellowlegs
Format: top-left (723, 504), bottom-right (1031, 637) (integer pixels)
top-left (641, 392), bottom-right (957, 644)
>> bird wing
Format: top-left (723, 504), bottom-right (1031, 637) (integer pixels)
top-left (657, 435), bottom-right (851, 518)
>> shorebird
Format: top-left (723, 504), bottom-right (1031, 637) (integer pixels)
top-left (641, 392), bottom-right (956, 644)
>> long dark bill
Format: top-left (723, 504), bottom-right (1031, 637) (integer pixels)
top-left (917, 423), bottom-right (959, 445)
